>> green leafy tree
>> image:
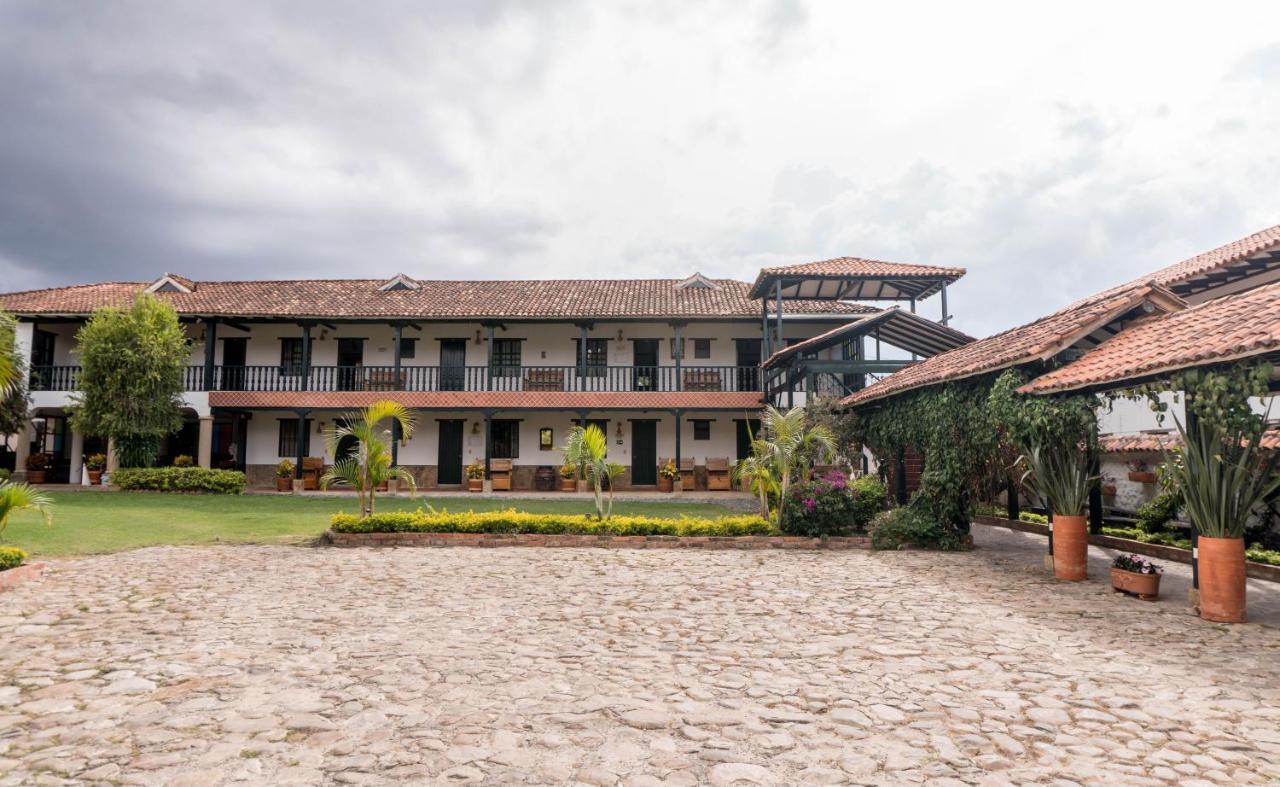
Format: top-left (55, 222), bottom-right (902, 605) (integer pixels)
top-left (0, 481), bottom-right (53, 538)
top-left (69, 293), bottom-right (190, 467)
top-left (320, 400), bottom-right (417, 517)
top-left (0, 311), bottom-right (16, 398)
top-left (561, 425), bottom-right (625, 520)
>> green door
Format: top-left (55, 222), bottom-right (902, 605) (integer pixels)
top-left (631, 421), bottom-right (657, 485)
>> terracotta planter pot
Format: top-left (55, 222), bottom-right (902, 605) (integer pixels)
top-left (88, 470), bottom-right (102, 486)
top-left (1052, 514), bottom-right (1089, 581)
top-left (658, 477), bottom-right (674, 493)
top-left (1100, 484), bottom-right (1117, 497)
top-left (1111, 567), bottom-right (1160, 600)
top-left (467, 478), bottom-right (483, 492)
top-left (26, 470), bottom-right (45, 485)
top-left (1128, 471), bottom-right (1157, 484)
top-left (276, 477), bottom-right (292, 492)
top-left (1198, 536), bottom-right (1246, 623)
top-left (561, 478), bottom-right (577, 492)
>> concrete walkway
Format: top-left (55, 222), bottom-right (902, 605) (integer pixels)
top-left (970, 522), bottom-right (1280, 628)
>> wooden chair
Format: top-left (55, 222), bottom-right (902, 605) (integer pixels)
top-left (490, 458), bottom-right (513, 491)
top-left (705, 457), bottom-right (731, 491)
top-left (301, 457), bottom-right (325, 491)
top-left (679, 457), bottom-right (697, 490)
top-left (524, 369), bottom-right (565, 392)
top-left (364, 369), bottom-right (406, 391)
top-left (683, 370), bottom-right (722, 391)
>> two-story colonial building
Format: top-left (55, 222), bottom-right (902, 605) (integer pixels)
top-left (1, 262), bottom-right (969, 490)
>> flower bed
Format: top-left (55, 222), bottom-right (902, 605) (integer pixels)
top-left (0, 547), bottom-right (44, 592)
top-left (112, 467), bottom-right (246, 494)
top-left (0, 546), bottom-right (26, 572)
top-left (331, 509), bottom-right (776, 537)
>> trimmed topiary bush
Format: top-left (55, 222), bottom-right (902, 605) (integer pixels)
top-left (331, 509), bottom-right (777, 537)
top-left (870, 507), bottom-right (965, 551)
top-left (0, 546), bottom-right (26, 571)
top-left (780, 471), bottom-right (885, 537)
top-left (112, 467), bottom-right (245, 494)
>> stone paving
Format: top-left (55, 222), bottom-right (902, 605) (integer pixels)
top-left (2, 538), bottom-right (1279, 785)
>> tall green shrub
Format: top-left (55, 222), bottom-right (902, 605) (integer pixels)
top-left (69, 293), bottom-right (190, 467)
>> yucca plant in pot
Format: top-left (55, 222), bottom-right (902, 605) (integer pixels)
top-left (1171, 416), bottom-right (1280, 623)
top-left (1019, 438), bottom-right (1096, 581)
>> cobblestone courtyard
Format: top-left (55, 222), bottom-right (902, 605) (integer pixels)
top-left (3, 531), bottom-right (1279, 785)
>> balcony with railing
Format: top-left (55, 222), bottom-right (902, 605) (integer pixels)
top-left (30, 364), bottom-right (763, 394)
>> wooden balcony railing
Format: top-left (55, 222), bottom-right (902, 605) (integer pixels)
top-left (29, 364), bottom-right (764, 394)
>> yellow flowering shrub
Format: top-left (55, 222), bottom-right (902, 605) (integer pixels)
top-left (331, 509), bottom-right (777, 537)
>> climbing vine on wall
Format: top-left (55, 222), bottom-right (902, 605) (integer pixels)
top-left (850, 368), bottom-right (1100, 537)
top-left (1105, 361), bottom-right (1273, 438)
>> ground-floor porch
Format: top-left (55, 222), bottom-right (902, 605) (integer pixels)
top-left (1, 524), bottom-right (1276, 784)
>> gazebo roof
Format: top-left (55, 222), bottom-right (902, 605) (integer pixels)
top-left (747, 257), bottom-right (966, 301)
top-left (761, 308), bottom-right (973, 370)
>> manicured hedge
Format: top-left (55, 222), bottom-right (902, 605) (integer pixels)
top-left (0, 546), bottom-right (27, 571)
top-left (112, 467), bottom-right (245, 494)
top-left (331, 509), bottom-right (777, 537)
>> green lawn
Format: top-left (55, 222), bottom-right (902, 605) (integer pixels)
top-left (1, 492), bottom-right (747, 557)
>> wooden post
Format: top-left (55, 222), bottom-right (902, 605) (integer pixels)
top-left (673, 322), bottom-right (684, 392)
top-left (577, 323), bottom-right (588, 391)
top-left (940, 283), bottom-right (949, 326)
top-left (760, 296), bottom-right (770, 360)
top-left (773, 279), bottom-right (784, 349)
top-left (1186, 407), bottom-right (1200, 595)
top-left (393, 323), bottom-right (403, 388)
top-left (1006, 478), bottom-right (1020, 521)
top-left (203, 318), bottom-right (217, 391)
top-left (293, 410), bottom-right (308, 491)
top-left (485, 323), bottom-right (495, 390)
top-left (300, 323), bottom-right (312, 392)
top-left (483, 411), bottom-right (493, 482)
top-left (1088, 446), bottom-right (1103, 535)
top-left (673, 409), bottom-right (683, 492)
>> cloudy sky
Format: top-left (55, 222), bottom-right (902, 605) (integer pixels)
top-left (1, 1), bottom-right (1278, 337)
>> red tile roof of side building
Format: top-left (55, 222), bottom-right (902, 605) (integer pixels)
top-left (747, 257), bottom-right (965, 299)
top-left (840, 282), bottom-right (1186, 408)
top-left (840, 223), bottom-right (1280, 409)
top-left (0, 278), bottom-right (876, 320)
top-left (1098, 428), bottom-right (1280, 453)
top-left (1019, 280), bottom-right (1280, 395)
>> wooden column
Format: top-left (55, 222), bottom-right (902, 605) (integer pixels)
top-left (773, 279), bottom-right (784, 349)
top-left (760, 296), bottom-right (770, 360)
top-left (1088, 446), bottom-right (1103, 535)
top-left (483, 411), bottom-right (493, 481)
top-left (1006, 478), bottom-right (1020, 521)
top-left (393, 323), bottom-right (403, 387)
top-left (1186, 406), bottom-right (1200, 594)
top-left (300, 323), bottom-right (312, 392)
top-left (940, 283), bottom-right (950, 326)
top-left (577, 323), bottom-right (589, 391)
top-left (203, 318), bottom-right (218, 391)
top-left (672, 322), bottom-right (684, 392)
top-left (293, 410), bottom-right (308, 487)
top-left (485, 323), bottom-right (495, 391)
top-left (895, 446), bottom-right (907, 504)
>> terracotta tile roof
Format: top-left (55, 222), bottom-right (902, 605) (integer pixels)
top-left (748, 257), bottom-right (965, 300)
top-left (1020, 281), bottom-right (1280, 394)
top-left (1099, 428), bottom-right (1280, 453)
top-left (0, 277), bottom-right (875, 321)
top-left (760, 307), bottom-right (973, 370)
top-left (207, 391), bottom-right (766, 410)
top-left (1143, 223), bottom-right (1280, 293)
top-left (840, 283), bottom-right (1185, 408)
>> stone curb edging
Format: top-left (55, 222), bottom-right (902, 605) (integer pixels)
top-left (973, 515), bottom-right (1280, 583)
top-left (324, 531), bottom-right (871, 550)
top-left (0, 562), bottom-right (47, 592)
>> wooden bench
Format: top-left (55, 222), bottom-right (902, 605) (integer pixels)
top-left (301, 457), bottom-right (325, 491)
top-left (364, 369), bottom-right (406, 391)
top-left (683, 370), bottom-right (723, 392)
top-left (490, 458), bottom-right (513, 491)
top-left (679, 457), bottom-right (697, 490)
top-left (524, 369), bottom-right (565, 392)
top-left (705, 457), bottom-right (731, 491)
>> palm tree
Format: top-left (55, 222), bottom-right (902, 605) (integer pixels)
top-left (731, 440), bottom-right (779, 520)
top-left (560, 424), bottom-right (623, 520)
top-left (320, 400), bottom-right (417, 517)
top-left (0, 481), bottom-right (53, 537)
top-left (755, 405), bottom-right (836, 524)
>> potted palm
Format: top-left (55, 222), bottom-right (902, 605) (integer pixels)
top-left (1111, 553), bottom-right (1163, 600)
top-left (658, 460), bottom-right (678, 492)
top-left (85, 453), bottom-right (106, 485)
top-left (1019, 438), bottom-right (1095, 581)
top-left (25, 453), bottom-right (49, 485)
top-left (559, 463), bottom-right (577, 492)
top-left (275, 460), bottom-right (294, 492)
top-left (465, 461), bottom-right (484, 492)
top-left (1171, 416), bottom-right (1280, 623)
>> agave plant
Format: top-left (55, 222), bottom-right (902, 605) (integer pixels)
top-left (320, 400), bottom-right (417, 517)
top-left (1017, 437), bottom-right (1095, 518)
top-left (560, 425), bottom-right (624, 520)
top-left (0, 481), bottom-right (53, 536)
top-left (1171, 415), bottom-right (1280, 540)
